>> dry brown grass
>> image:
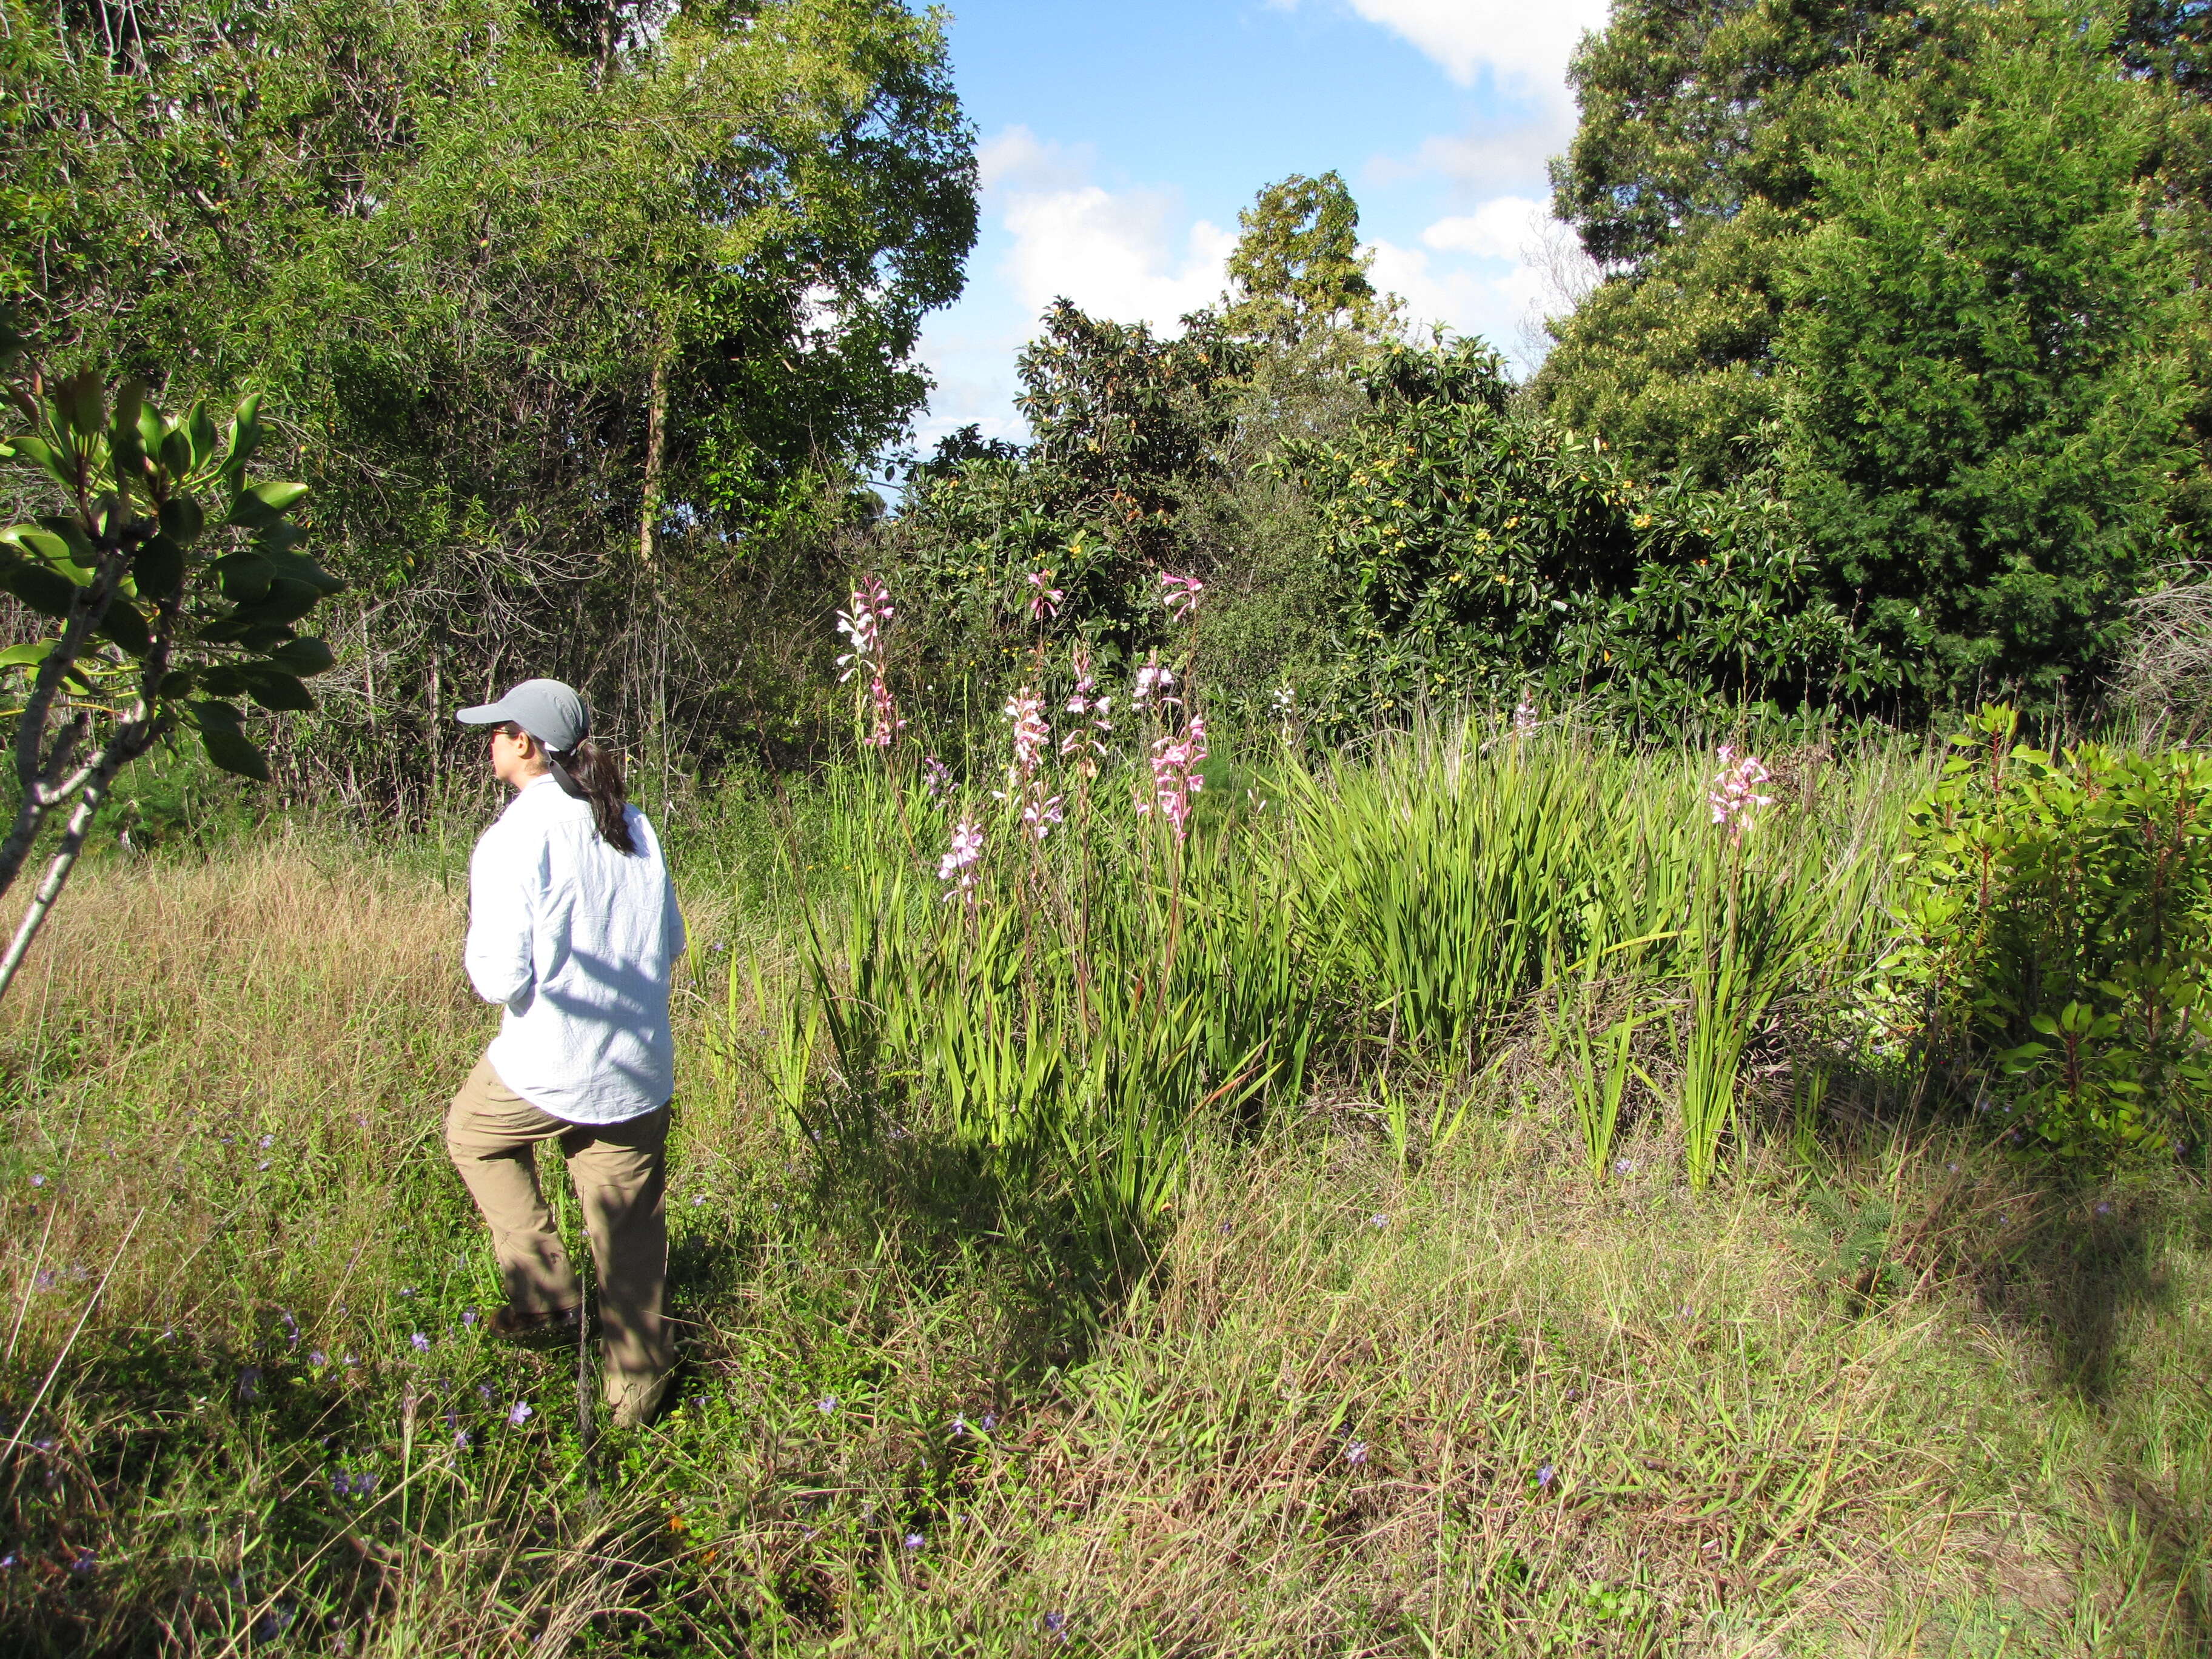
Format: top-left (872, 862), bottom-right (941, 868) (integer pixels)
top-left (0, 839), bottom-right (2205, 1656)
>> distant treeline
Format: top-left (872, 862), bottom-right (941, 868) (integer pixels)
top-left (10, 0), bottom-right (2212, 803)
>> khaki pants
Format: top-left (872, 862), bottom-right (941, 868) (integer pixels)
top-left (444, 1055), bottom-right (672, 1410)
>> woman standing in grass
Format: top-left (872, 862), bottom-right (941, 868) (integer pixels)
top-left (443, 679), bottom-right (686, 1430)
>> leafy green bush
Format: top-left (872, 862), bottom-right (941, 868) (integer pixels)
top-left (1888, 706), bottom-right (2212, 1155)
top-left (1277, 338), bottom-right (1886, 732)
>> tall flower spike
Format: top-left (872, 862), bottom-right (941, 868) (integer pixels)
top-left (1707, 743), bottom-right (1775, 841)
top-left (1159, 571), bottom-right (1204, 621)
top-left (1027, 569), bottom-right (1064, 622)
top-left (1005, 690), bottom-right (1049, 776)
top-left (1138, 715), bottom-right (1208, 840)
top-left (1132, 654), bottom-right (1177, 709)
top-left (833, 577), bottom-right (893, 684)
top-left (863, 674), bottom-right (906, 748)
top-left (938, 818), bottom-right (984, 899)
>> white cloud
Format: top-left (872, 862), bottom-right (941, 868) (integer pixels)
top-left (976, 125), bottom-right (1235, 334)
top-left (1000, 187), bottom-right (1233, 332)
top-left (1339, 0), bottom-right (1612, 95)
top-left (1370, 199), bottom-right (1597, 374)
top-left (1422, 195), bottom-right (1550, 262)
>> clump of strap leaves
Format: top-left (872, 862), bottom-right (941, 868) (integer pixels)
top-left (0, 327), bottom-right (340, 999)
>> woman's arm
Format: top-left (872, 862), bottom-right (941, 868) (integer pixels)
top-left (463, 825), bottom-right (536, 1007)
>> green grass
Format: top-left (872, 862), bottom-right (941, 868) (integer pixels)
top-left (1, 728), bottom-right (2208, 1655)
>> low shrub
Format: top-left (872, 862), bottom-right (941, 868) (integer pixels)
top-left (1885, 705), bottom-right (2212, 1156)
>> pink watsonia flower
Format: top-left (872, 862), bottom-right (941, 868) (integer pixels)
top-left (1158, 571), bottom-right (1204, 621)
top-left (1005, 690), bottom-right (1049, 776)
top-left (834, 577), bottom-right (893, 683)
top-left (1708, 744), bottom-right (1775, 840)
top-left (1061, 651), bottom-right (1113, 763)
top-left (1138, 715), bottom-right (1208, 840)
top-left (922, 755), bottom-right (952, 799)
top-left (938, 818), bottom-right (984, 898)
top-left (1131, 654), bottom-right (1178, 709)
top-left (1027, 569), bottom-right (1064, 622)
top-left (1022, 793), bottom-right (1066, 842)
top-left (1513, 697), bottom-right (1538, 734)
top-left (862, 674), bottom-right (907, 749)
top-left (1064, 652), bottom-right (1098, 716)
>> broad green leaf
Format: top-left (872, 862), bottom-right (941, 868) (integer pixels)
top-left (226, 480), bottom-right (308, 529)
top-left (57, 367), bottom-right (104, 440)
top-left (110, 380), bottom-right (147, 480)
top-left (190, 699), bottom-right (246, 731)
top-left (222, 395), bottom-right (262, 491)
top-left (198, 665), bottom-right (249, 698)
top-left (199, 723), bottom-right (269, 782)
top-left (234, 622), bottom-right (297, 654)
top-left (1, 526), bottom-right (75, 568)
top-left (0, 562), bottom-right (78, 618)
top-left (159, 427), bottom-right (192, 477)
top-left (160, 494), bottom-right (205, 546)
top-left (243, 668), bottom-right (312, 712)
top-left (6, 435), bottom-right (74, 489)
top-left (0, 640), bottom-right (55, 669)
top-left (214, 551), bottom-right (274, 602)
top-left (266, 636), bottom-right (335, 677)
top-left (186, 404), bottom-right (218, 471)
top-left (34, 517), bottom-right (93, 563)
top-left (97, 600), bottom-right (152, 658)
top-left (263, 546), bottom-right (344, 597)
top-left (132, 535), bottom-right (184, 599)
top-left (238, 576), bottom-right (321, 626)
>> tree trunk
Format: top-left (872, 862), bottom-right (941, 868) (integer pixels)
top-left (640, 350), bottom-right (668, 569)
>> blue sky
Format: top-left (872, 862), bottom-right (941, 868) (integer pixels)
top-left (911, 0), bottom-right (1610, 454)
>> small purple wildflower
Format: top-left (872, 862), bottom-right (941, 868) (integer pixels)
top-left (1044, 1612), bottom-right (1068, 1637)
top-left (2096, 1201), bottom-right (2113, 1216)
top-left (979, 1412), bottom-right (997, 1432)
top-left (1344, 1439), bottom-right (1369, 1466)
top-left (477, 1384), bottom-right (494, 1402)
top-left (239, 1367), bottom-right (262, 1402)
top-left (28, 1175), bottom-right (43, 1188)
top-left (818, 1396), bottom-right (838, 1414)
top-left (309, 1350), bottom-right (327, 1367)
top-left (951, 1415), bottom-right (967, 1436)
top-left (903, 1533), bottom-right (923, 1551)
top-left (508, 1401), bottom-right (534, 1428)
top-left (453, 1430), bottom-right (471, 1451)
top-left (0, 1554), bottom-right (14, 1569)
top-left (410, 1333), bottom-right (430, 1353)
top-left (462, 1309), bottom-right (478, 1329)
top-left (71, 1550), bottom-right (95, 1575)
top-left (32, 1271), bottom-right (54, 1292)
top-left (1369, 1213), bottom-right (1388, 1228)
top-left (1537, 1463), bottom-right (1556, 1488)
top-left (259, 1134), bottom-right (273, 1149)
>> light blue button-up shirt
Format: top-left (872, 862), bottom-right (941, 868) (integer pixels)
top-left (463, 774), bottom-right (686, 1124)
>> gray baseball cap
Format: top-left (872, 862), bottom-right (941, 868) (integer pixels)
top-left (456, 679), bottom-right (590, 754)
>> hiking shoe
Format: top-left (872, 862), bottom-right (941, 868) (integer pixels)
top-left (608, 1369), bottom-right (673, 1431)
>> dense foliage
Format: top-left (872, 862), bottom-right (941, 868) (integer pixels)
top-left (1783, 26), bottom-right (2199, 708)
top-left (1279, 340), bottom-right (1880, 729)
top-left (2, 0), bottom-right (976, 786)
top-left (1886, 706), bottom-right (2212, 1155)
top-left (0, 349), bottom-right (336, 998)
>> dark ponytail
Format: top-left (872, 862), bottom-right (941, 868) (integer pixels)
top-left (548, 738), bottom-right (635, 854)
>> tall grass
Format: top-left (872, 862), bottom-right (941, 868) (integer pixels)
top-left (746, 720), bottom-right (1903, 1249)
top-left (4, 732), bottom-right (2210, 1654)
